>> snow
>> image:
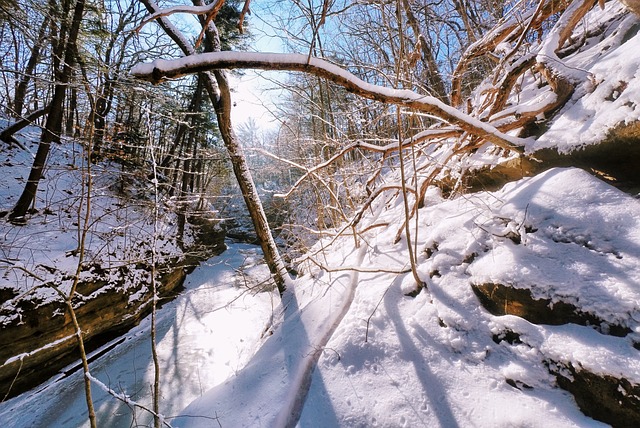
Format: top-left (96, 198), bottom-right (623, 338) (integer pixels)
top-left (131, 51), bottom-right (527, 151)
top-left (0, 243), bottom-right (277, 428)
top-left (162, 167), bottom-right (637, 427)
top-left (0, 135), bottom-right (189, 311)
top-left (3, 2), bottom-right (640, 427)
top-left (5, 162), bottom-right (638, 427)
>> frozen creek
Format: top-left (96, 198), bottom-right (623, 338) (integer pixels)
top-left (0, 243), bottom-right (277, 428)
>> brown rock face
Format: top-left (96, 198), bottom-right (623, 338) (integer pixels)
top-left (471, 282), bottom-right (631, 336)
top-left (0, 265), bottom-right (187, 399)
top-left (473, 281), bottom-right (640, 426)
top-left (462, 121), bottom-right (640, 195)
top-left (551, 361), bottom-right (640, 428)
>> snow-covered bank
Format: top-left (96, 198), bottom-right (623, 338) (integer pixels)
top-left (3, 168), bottom-right (636, 427)
top-left (0, 130), bottom-right (230, 399)
top-left (0, 243), bottom-right (278, 427)
top-left (173, 168), bottom-right (639, 427)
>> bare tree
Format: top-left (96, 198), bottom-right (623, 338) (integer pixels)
top-left (138, 0), bottom-right (289, 294)
top-left (132, 0), bottom-right (603, 283)
top-left (10, 0), bottom-right (87, 221)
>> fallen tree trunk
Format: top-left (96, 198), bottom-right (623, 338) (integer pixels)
top-left (0, 106), bottom-right (50, 149)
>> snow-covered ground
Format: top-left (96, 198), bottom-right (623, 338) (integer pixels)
top-left (0, 133), bottom-right (194, 306)
top-left (4, 168), bottom-right (637, 428)
top-left (167, 167), bottom-right (639, 427)
top-left (0, 243), bottom-right (278, 427)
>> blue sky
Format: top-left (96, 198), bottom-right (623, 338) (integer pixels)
top-left (230, 3), bottom-right (285, 132)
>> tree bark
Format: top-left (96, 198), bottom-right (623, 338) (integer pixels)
top-left (10, 0), bottom-right (86, 221)
top-left (138, 0), bottom-right (289, 293)
top-left (400, 0), bottom-right (449, 103)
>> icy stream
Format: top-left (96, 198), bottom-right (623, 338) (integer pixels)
top-left (0, 243), bottom-right (277, 428)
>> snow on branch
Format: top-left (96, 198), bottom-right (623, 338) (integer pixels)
top-left (537, 0), bottom-right (596, 83)
top-left (137, 0), bottom-right (226, 48)
top-left (130, 52), bottom-right (526, 154)
top-left (137, 1), bottom-right (224, 31)
top-left (87, 374), bottom-right (175, 427)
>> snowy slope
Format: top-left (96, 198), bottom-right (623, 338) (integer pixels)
top-left (172, 167), bottom-right (639, 427)
top-left (165, 3), bottom-right (640, 427)
top-left (0, 135), bottom-right (192, 304)
top-left (3, 167), bottom-right (636, 427)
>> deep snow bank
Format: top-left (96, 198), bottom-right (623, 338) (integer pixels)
top-left (174, 167), bottom-right (640, 427)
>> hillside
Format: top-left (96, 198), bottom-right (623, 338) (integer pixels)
top-left (1, 1), bottom-right (640, 427)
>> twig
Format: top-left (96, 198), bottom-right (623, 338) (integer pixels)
top-left (87, 374), bottom-right (174, 428)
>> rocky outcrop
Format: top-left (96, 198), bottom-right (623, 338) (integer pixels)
top-left (475, 282), bottom-right (640, 426)
top-left (0, 265), bottom-right (185, 399)
top-left (551, 361), bottom-right (640, 428)
top-left (0, 219), bottom-right (225, 400)
top-left (463, 121), bottom-right (640, 195)
top-left (471, 282), bottom-right (631, 337)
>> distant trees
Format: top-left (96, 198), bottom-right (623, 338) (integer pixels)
top-left (132, 0), bottom-right (608, 293)
top-left (0, 0), bottom-right (234, 225)
top-left (9, 0), bottom-right (87, 221)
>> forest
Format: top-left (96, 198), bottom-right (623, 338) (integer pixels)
top-left (1, 0), bottom-right (640, 426)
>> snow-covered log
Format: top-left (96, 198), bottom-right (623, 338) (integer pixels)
top-left (131, 52), bottom-right (526, 154)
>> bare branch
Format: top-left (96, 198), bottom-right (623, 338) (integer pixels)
top-left (450, 0), bottom-right (570, 107)
top-left (136, 1), bottom-right (224, 32)
top-left (87, 374), bottom-right (174, 428)
top-left (250, 147), bottom-right (349, 222)
top-left (238, 0), bottom-right (251, 33)
top-left (131, 52), bottom-right (526, 154)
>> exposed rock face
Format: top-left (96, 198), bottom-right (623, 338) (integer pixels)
top-left (551, 361), bottom-right (640, 428)
top-left (463, 121), bottom-right (640, 195)
top-left (0, 265), bottom-right (186, 399)
top-left (0, 219), bottom-right (225, 400)
top-left (474, 281), bottom-right (640, 426)
top-left (471, 282), bottom-right (631, 336)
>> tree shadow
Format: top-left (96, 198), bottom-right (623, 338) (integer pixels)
top-left (384, 278), bottom-right (460, 428)
top-left (29, 244), bottom-right (279, 427)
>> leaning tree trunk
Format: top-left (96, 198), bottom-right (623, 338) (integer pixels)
top-left (138, 0), bottom-right (289, 293)
top-left (194, 0), bottom-right (289, 294)
top-left (10, 0), bottom-right (86, 221)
